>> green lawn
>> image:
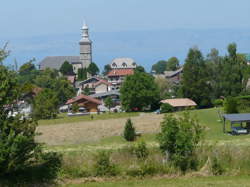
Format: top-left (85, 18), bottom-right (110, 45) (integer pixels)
top-left (66, 175), bottom-right (250, 187)
top-left (38, 112), bottom-right (139, 126)
top-left (190, 108), bottom-right (250, 142)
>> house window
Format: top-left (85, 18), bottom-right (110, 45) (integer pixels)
top-left (112, 63), bottom-right (117, 68)
top-left (122, 62), bottom-right (127, 68)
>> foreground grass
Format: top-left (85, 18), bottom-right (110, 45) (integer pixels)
top-left (38, 112), bottom-right (139, 126)
top-left (66, 175), bottom-right (250, 187)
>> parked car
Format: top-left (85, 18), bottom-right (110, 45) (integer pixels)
top-left (154, 109), bottom-right (161, 114)
top-left (231, 126), bottom-right (248, 135)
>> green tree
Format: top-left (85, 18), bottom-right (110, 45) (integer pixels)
top-left (34, 69), bottom-right (75, 105)
top-left (33, 89), bottom-right (59, 119)
top-left (157, 112), bottom-right (203, 172)
top-left (0, 53), bottom-right (61, 182)
top-left (166, 57), bottom-right (180, 71)
top-left (151, 60), bottom-right (167, 74)
top-left (83, 86), bottom-right (91, 95)
top-left (224, 97), bottom-right (238, 114)
top-left (104, 97), bottom-right (113, 112)
top-left (77, 68), bottom-right (87, 81)
top-left (87, 62), bottom-right (99, 76)
top-left (59, 61), bottom-right (74, 75)
top-left (123, 119), bottom-right (136, 141)
top-left (120, 72), bottom-right (160, 111)
top-left (219, 43), bottom-right (247, 97)
top-left (181, 47), bottom-right (212, 107)
top-left (103, 64), bottom-right (111, 75)
top-left (154, 76), bottom-right (171, 99)
top-left (135, 65), bottom-right (146, 73)
top-left (19, 59), bottom-right (36, 75)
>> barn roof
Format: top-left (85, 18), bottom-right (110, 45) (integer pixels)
top-left (161, 98), bottom-right (197, 107)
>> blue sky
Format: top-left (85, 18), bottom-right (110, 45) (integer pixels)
top-left (2, 0), bottom-right (250, 37)
top-left (1, 0), bottom-right (250, 70)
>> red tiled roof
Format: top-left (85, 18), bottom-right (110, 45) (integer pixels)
top-left (107, 69), bottom-right (134, 77)
top-left (66, 94), bottom-right (102, 105)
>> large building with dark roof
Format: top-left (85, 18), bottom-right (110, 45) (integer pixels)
top-left (39, 23), bottom-right (92, 74)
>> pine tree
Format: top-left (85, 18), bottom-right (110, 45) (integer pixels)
top-left (123, 119), bottom-right (136, 141)
top-left (181, 47), bottom-right (212, 107)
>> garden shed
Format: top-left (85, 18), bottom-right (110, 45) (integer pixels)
top-left (222, 113), bottom-right (250, 134)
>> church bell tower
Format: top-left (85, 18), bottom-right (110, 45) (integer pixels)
top-left (79, 23), bottom-right (92, 69)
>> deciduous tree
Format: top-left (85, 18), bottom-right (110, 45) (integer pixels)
top-left (120, 72), bottom-right (160, 111)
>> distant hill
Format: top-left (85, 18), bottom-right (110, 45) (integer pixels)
top-left (1, 28), bottom-right (250, 71)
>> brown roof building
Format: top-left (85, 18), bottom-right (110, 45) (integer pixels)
top-left (161, 98), bottom-right (197, 108)
top-left (66, 94), bottom-right (102, 113)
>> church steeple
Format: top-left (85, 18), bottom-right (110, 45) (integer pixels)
top-left (80, 22), bottom-right (90, 42)
top-left (79, 22), bottom-right (92, 69)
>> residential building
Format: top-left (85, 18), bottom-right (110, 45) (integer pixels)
top-left (161, 98), bottom-right (197, 110)
top-left (90, 90), bottom-right (120, 105)
top-left (107, 69), bottom-right (134, 90)
top-left (39, 23), bottom-right (92, 74)
top-left (66, 94), bottom-right (102, 113)
top-left (110, 58), bottom-right (137, 69)
top-left (163, 67), bottom-right (183, 84)
top-left (78, 77), bottom-right (111, 95)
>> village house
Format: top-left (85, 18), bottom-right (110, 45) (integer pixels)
top-left (66, 94), bottom-right (102, 113)
top-left (90, 90), bottom-right (120, 106)
top-left (163, 67), bottom-right (183, 84)
top-left (77, 77), bottom-right (111, 95)
top-left (107, 58), bottom-right (137, 90)
top-left (161, 98), bottom-right (197, 111)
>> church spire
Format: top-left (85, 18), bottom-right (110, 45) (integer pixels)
top-left (81, 22), bottom-right (90, 41)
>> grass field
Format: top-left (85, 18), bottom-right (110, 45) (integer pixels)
top-left (38, 112), bottom-right (139, 126)
top-left (38, 108), bottom-right (250, 148)
top-left (66, 175), bottom-right (250, 187)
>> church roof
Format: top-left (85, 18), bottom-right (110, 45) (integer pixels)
top-left (39, 56), bottom-right (81, 70)
top-left (110, 58), bottom-right (137, 69)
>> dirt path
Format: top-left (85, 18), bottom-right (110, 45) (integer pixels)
top-left (36, 113), bottom-right (164, 146)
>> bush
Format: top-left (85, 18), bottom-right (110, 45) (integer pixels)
top-left (213, 99), bottom-right (224, 107)
top-left (133, 141), bottom-right (149, 160)
top-left (224, 97), bottom-right (238, 114)
top-left (211, 156), bottom-right (224, 176)
top-left (157, 112), bottom-right (203, 172)
top-left (123, 119), bottom-right (136, 141)
top-left (160, 103), bottom-right (174, 113)
top-left (72, 103), bottom-right (79, 113)
top-left (94, 151), bottom-right (118, 177)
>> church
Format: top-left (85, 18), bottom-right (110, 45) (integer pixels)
top-left (39, 23), bottom-right (92, 74)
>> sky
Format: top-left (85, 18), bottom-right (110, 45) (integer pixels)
top-left (1, 0), bottom-right (250, 70)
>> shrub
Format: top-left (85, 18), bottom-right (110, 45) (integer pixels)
top-left (72, 103), bottom-right (79, 113)
top-left (224, 97), bottom-right (238, 114)
top-left (160, 103), bottom-right (174, 113)
top-left (123, 119), bottom-right (136, 141)
top-left (157, 112), bottom-right (203, 172)
top-left (133, 141), bottom-right (149, 160)
top-left (211, 156), bottom-right (224, 176)
top-left (94, 151), bottom-right (118, 177)
top-left (213, 99), bottom-right (224, 107)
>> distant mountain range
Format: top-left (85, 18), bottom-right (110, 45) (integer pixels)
top-left (1, 28), bottom-right (250, 71)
